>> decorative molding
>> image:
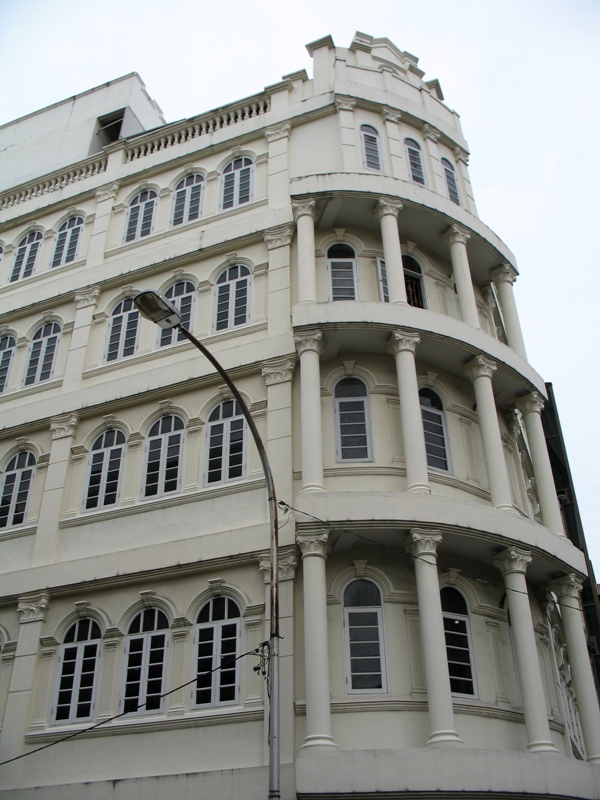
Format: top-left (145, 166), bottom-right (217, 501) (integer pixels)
top-left (294, 328), bottom-right (323, 357)
top-left (381, 106), bottom-right (401, 124)
top-left (405, 529), bottom-right (442, 558)
top-left (264, 224), bottom-right (294, 250)
top-left (296, 530), bottom-right (330, 559)
top-left (442, 223), bottom-right (471, 248)
top-left (74, 286), bottom-right (101, 310)
top-left (50, 413), bottom-right (79, 440)
top-left (17, 593), bottom-right (50, 623)
top-left (422, 124), bottom-right (441, 142)
top-left (388, 328), bottom-right (420, 356)
top-left (453, 146), bottom-right (469, 165)
top-left (376, 196), bottom-right (402, 220)
top-left (265, 122), bottom-right (291, 143)
top-left (334, 96), bottom-right (356, 112)
top-left (463, 354), bottom-right (497, 383)
top-left (74, 601), bottom-right (91, 618)
top-left (207, 579), bottom-right (225, 596)
top-left (492, 546), bottom-right (532, 576)
top-left (259, 550), bottom-right (299, 582)
top-left (261, 356), bottom-right (296, 385)
top-left (139, 590), bottom-right (156, 607)
top-left (291, 197), bottom-right (316, 221)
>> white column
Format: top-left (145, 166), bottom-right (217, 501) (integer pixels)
top-left (292, 199), bottom-right (317, 304)
top-left (549, 575), bottom-right (600, 763)
top-left (295, 330), bottom-right (324, 492)
top-left (491, 265), bottom-right (527, 358)
top-left (297, 530), bottom-right (337, 748)
top-left (493, 548), bottom-right (559, 753)
top-left (442, 225), bottom-right (479, 328)
top-left (464, 356), bottom-right (513, 510)
top-left (389, 330), bottom-right (430, 493)
top-left (376, 198), bottom-right (407, 304)
top-left (405, 530), bottom-right (463, 746)
top-left (516, 392), bottom-right (565, 536)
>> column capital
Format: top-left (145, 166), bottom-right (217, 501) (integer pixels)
top-left (264, 122), bottom-right (291, 143)
top-left (492, 546), bottom-right (532, 576)
top-left (292, 197), bottom-right (316, 221)
top-left (405, 529), bottom-right (442, 558)
top-left (334, 95), bottom-right (356, 112)
top-left (548, 573), bottom-right (583, 602)
top-left (376, 196), bottom-right (403, 220)
top-left (422, 123), bottom-right (441, 143)
top-left (297, 530), bottom-right (330, 559)
top-left (264, 223), bottom-right (294, 250)
top-left (388, 328), bottom-right (420, 356)
top-left (259, 549), bottom-right (299, 581)
top-left (463, 354), bottom-right (496, 383)
top-left (96, 183), bottom-right (120, 203)
top-left (17, 593), bottom-right (50, 624)
top-left (442, 224), bottom-right (471, 248)
top-left (74, 286), bottom-right (101, 310)
top-left (261, 356), bottom-right (297, 385)
top-left (295, 328), bottom-right (323, 357)
top-left (516, 391), bottom-right (545, 416)
top-left (50, 412), bottom-right (79, 440)
top-left (453, 146), bottom-right (469, 165)
top-left (491, 263), bottom-right (518, 286)
top-left (381, 106), bottom-right (401, 124)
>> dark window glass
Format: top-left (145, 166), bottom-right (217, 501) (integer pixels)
top-left (194, 598), bottom-right (241, 707)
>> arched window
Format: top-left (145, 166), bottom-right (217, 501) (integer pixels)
top-left (160, 281), bottom-right (195, 346)
top-left (144, 415), bottom-right (185, 498)
top-left (0, 335), bottom-right (16, 393)
top-left (106, 298), bottom-right (139, 362)
top-left (193, 597), bottom-right (241, 707)
top-left (172, 174), bottom-right (204, 226)
top-left (54, 618), bottom-right (102, 723)
top-left (214, 265), bottom-right (251, 332)
top-left (85, 429), bottom-right (126, 510)
top-left (51, 216), bottom-right (84, 267)
top-left (221, 157), bottom-right (253, 210)
top-left (334, 377), bottom-right (372, 462)
top-left (10, 231), bottom-right (43, 282)
top-left (404, 138), bottom-right (426, 185)
top-left (327, 243), bottom-right (358, 301)
top-left (125, 190), bottom-right (157, 242)
top-left (360, 124), bottom-right (382, 171)
top-left (206, 400), bottom-right (245, 485)
top-left (24, 322), bottom-right (60, 386)
top-left (122, 608), bottom-right (169, 715)
top-left (441, 587), bottom-right (476, 696)
top-left (419, 388), bottom-right (450, 471)
top-left (441, 158), bottom-right (460, 205)
top-left (0, 450), bottom-right (36, 528)
top-left (343, 579), bottom-right (387, 693)
top-left (403, 255), bottom-right (426, 309)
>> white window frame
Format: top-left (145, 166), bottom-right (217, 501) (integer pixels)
top-left (160, 281), bottom-right (196, 347)
top-left (0, 334), bottom-right (16, 393)
top-left (441, 158), bottom-right (461, 205)
top-left (125, 190), bottom-right (157, 243)
top-left (213, 265), bottom-right (251, 333)
top-left (51, 216), bottom-right (84, 268)
top-left (143, 415), bottom-right (185, 499)
top-left (84, 429), bottom-right (126, 511)
top-left (192, 597), bottom-right (241, 709)
top-left (0, 450), bottom-right (36, 529)
top-left (327, 246), bottom-right (358, 302)
top-left (334, 377), bottom-right (373, 463)
top-left (404, 138), bottom-right (427, 186)
top-left (52, 619), bottom-right (102, 724)
top-left (441, 586), bottom-right (478, 698)
top-left (172, 174), bottom-right (204, 226)
top-left (204, 400), bottom-right (247, 486)
top-left (23, 322), bottom-right (61, 386)
top-left (343, 579), bottom-right (388, 695)
top-left (121, 609), bottom-right (169, 716)
top-left (220, 157), bottom-right (254, 211)
top-left (360, 124), bottom-right (382, 171)
top-left (419, 388), bottom-right (451, 473)
top-left (105, 298), bottom-right (140, 362)
top-left (10, 231), bottom-right (43, 283)
top-left (376, 257), bottom-right (389, 303)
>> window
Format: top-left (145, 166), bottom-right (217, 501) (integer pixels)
top-left (221, 157), bottom-right (253, 210)
top-left (327, 244), bottom-right (358, 301)
top-left (441, 158), bottom-right (460, 205)
top-left (193, 597), bottom-right (241, 707)
top-left (0, 450), bottom-right (36, 528)
top-left (343, 579), bottom-right (387, 693)
top-left (419, 388), bottom-right (450, 471)
top-left (334, 377), bottom-right (372, 462)
top-left (125, 190), bottom-right (157, 242)
top-left (360, 124), bottom-right (382, 171)
top-left (51, 216), bottom-right (84, 267)
top-left (206, 400), bottom-right (245, 485)
top-left (54, 619), bottom-right (102, 723)
top-left (403, 255), bottom-right (426, 309)
top-left (144, 415), bottom-right (184, 498)
top-left (10, 231), bottom-right (43, 282)
top-left (405, 138), bottom-right (426, 185)
top-left (24, 322), bottom-right (60, 386)
top-left (441, 587), bottom-right (476, 696)
top-left (123, 609), bottom-right (169, 715)
top-left (377, 258), bottom-right (389, 303)
top-left (0, 335), bottom-right (16, 393)
top-left (85, 429), bottom-right (126, 510)
top-left (160, 281), bottom-right (195, 346)
top-left (214, 265), bottom-right (251, 332)
top-left (172, 174), bottom-right (204, 226)
top-left (106, 298), bottom-right (139, 362)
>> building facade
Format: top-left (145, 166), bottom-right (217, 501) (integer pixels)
top-left (0, 32), bottom-right (599, 799)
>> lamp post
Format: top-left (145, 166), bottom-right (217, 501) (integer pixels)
top-left (133, 290), bottom-right (281, 800)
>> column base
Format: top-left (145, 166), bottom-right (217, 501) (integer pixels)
top-left (301, 734), bottom-right (338, 749)
top-left (526, 740), bottom-right (560, 754)
top-left (299, 484), bottom-right (325, 493)
top-left (407, 483), bottom-right (431, 494)
top-left (426, 730), bottom-right (464, 746)
top-left (586, 754), bottom-right (600, 764)
top-left (494, 503), bottom-right (518, 513)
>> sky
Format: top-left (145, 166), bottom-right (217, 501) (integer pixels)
top-left (0, 0), bottom-right (599, 572)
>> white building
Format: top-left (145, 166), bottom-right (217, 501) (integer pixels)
top-left (0, 32), bottom-right (599, 800)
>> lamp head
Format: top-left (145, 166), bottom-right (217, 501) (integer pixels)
top-left (133, 290), bottom-right (182, 329)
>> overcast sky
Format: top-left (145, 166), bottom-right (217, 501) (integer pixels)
top-left (1, 0), bottom-right (599, 573)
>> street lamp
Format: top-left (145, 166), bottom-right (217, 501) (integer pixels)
top-left (133, 290), bottom-right (281, 800)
